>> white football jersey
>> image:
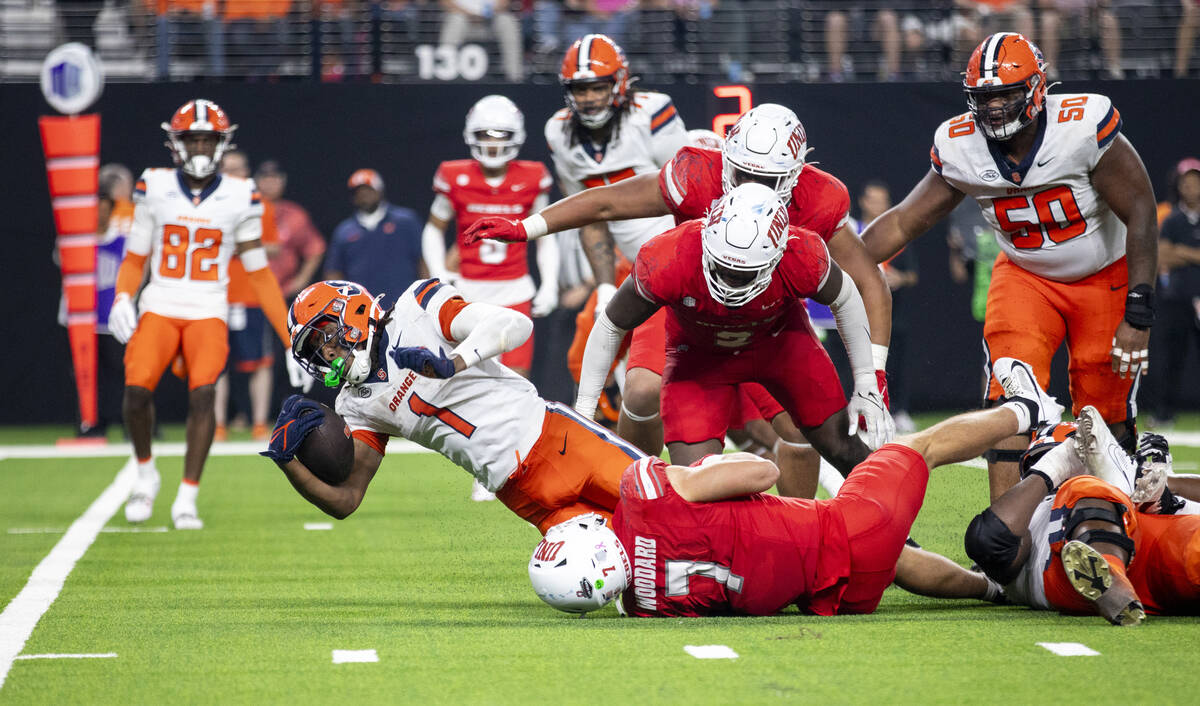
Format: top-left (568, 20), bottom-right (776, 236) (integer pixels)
top-left (932, 93), bottom-right (1125, 282)
top-left (128, 168), bottom-right (263, 320)
top-left (335, 278), bottom-right (546, 491)
top-left (1002, 495), bottom-right (1059, 610)
top-left (545, 91), bottom-right (687, 260)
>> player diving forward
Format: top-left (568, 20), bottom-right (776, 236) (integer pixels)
top-left (529, 357), bottom-right (1060, 616)
top-left (263, 279), bottom-right (643, 534)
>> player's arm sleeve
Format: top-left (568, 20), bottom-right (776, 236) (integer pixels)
top-left (646, 95), bottom-right (687, 166)
top-left (575, 308), bottom-right (628, 419)
top-left (116, 190), bottom-right (156, 297)
top-left (823, 263), bottom-right (876, 390)
top-left (422, 194), bottom-right (452, 281)
top-left (535, 232), bottom-right (560, 296)
top-left (442, 298), bottom-right (534, 369)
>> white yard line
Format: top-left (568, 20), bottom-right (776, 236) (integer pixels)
top-left (332, 649), bottom-right (378, 664)
top-left (8, 527), bottom-right (168, 535)
top-left (0, 439), bottom-right (428, 462)
top-left (0, 463), bottom-right (136, 689)
top-left (684, 645), bottom-right (739, 659)
top-left (15, 653), bottom-right (116, 660)
top-left (304, 523), bottom-right (334, 531)
top-left (1037, 642), bottom-right (1100, 656)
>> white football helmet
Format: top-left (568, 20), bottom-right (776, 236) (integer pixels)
top-left (701, 182), bottom-right (790, 308)
top-left (529, 513), bottom-right (630, 614)
top-left (687, 128), bottom-right (724, 151)
top-left (721, 104), bottom-right (812, 201)
top-left (464, 95), bottom-right (526, 170)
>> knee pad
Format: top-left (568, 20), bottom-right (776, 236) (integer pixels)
top-left (1063, 503), bottom-right (1135, 562)
top-left (982, 448), bottom-right (1025, 464)
top-left (964, 508), bottom-right (1024, 585)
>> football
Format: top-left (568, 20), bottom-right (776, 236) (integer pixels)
top-left (295, 402), bottom-right (354, 485)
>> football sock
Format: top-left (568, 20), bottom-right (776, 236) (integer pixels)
top-left (137, 457), bottom-right (157, 481)
top-left (981, 575), bottom-right (1004, 603)
top-left (1028, 442), bottom-right (1076, 490)
top-left (1000, 400), bottom-right (1032, 434)
top-left (174, 479), bottom-right (199, 508)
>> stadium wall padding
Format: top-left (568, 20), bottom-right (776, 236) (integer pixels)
top-left (3, 80), bottom-right (1197, 423)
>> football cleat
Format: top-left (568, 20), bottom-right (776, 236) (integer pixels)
top-left (124, 466), bottom-right (160, 524)
top-left (171, 510), bottom-right (204, 531)
top-left (470, 478), bottom-right (497, 502)
top-left (993, 357), bottom-right (1064, 430)
top-left (1060, 540), bottom-right (1144, 626)
top-left (1074, 406), bottom-right (1156, 501)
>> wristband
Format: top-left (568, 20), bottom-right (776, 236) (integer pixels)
top-left (522, 213), bottom-right (548, 240)
top-left (1123, 283), bottom-right (1154, 330)
top-left (871, 343), bottom-right (889, 370)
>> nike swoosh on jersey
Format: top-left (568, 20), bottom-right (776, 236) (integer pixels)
top-left (1037, 156), bottom-right (1055, 167)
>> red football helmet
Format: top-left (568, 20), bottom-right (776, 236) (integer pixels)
top-left (963, 32), bottom-right (1048, 141)
top-left (161, 99), bottom-right (237, 179)
top-left (289, 280), bottom-right (384, 387)
top-left (1019, 421), bottom-right (1078, 480)
top-left (559, 34), bottom-right (630, 129)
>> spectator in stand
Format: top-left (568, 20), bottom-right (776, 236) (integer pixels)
top-left (326, 169), bottom-right (425, 310)
top-left (561, 0), bottom-right (635, 49)
top-left (951, 0), bottom-right (1034, 64)
top-left (438, 0), bottom-right (524, 80)
top-left (225, 0), bottom-right (292, 78)
top-left (256, 160), bottom-right (325, 301)
top-left (823, 1), bottom-right (903, 81)
top-left (1176, 0), bottom-right (1199, 77)
top-left (1150, 158), bottom-right (1200, 429)
top-left (56, 0), bottom-right (105, 49)
top-left (146, 0), bottom-right (225, 79)
top-left (1035, 0), bottom-right (1122, 79)
top-left (215, 149), bottom-right (280, 441)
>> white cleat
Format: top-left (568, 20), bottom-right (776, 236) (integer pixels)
top-left (993, 357), bottom-right (1064, 429)
top-left (124, 468), bottom-right (160, 524)
top-left (470, 479), bottom-right (496, 502)
top-left (171, 507), bottom-right (204, 530)
top-left (1074, 406), bottom-right (1150, 500)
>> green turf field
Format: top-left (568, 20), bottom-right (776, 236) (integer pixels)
top-left (1, 417), bottom-right (1198, 704)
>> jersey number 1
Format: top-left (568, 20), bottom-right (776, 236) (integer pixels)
top-left (159, 224), bottom-right (223, 281)
top-left (409, 392), bottom-right (477, 437)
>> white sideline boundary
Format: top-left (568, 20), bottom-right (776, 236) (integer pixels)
top-left (0, 438), bottom-right (429, 461)
top-left (0, 462), bottom-right (136, 689)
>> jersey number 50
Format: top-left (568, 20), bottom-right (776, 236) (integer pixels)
top-left (159, 224), bottom-right (223, 281)
top-left (992, 186), bottom-right (1087, 249)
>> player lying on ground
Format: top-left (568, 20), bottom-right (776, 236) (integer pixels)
top-left (527, 357), bottom-right (1057, 616)
top-left (262, 278), bottom-right (643, 534)
top-left (965, 405), bottom-right (1200, 625)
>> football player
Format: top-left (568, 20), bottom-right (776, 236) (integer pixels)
top-left (463, 103), bottom-right (894, 496)
top-left (965, 406), bottom-right (1200, 626)
top-left (265, 278), bottom-right (644, 535)
top-left (857, 33), bottom-right (1159, 501)
top-left (537, 33), bottom-right (687, 456)
top-left (422, 95), bottom-right (560, 503)
top-left (109, 99), bottom-right (292, 530)
top-left (575, 183), bottom-right (892, 476)
top-left (528, 357), bottom-right (1058, 617)
top-left (422, 94), bottom-right (559, 380)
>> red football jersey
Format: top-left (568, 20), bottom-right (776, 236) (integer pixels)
top-left (656, 146), bottom-right (851, 242)
top-left (632, 220), bottom-right (830, 352)
top-left (613, 457), bottom-right (849, 617)
top-left (433, 159), bottom-right (552, 280)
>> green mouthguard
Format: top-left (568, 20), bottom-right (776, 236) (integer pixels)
top-left (324, 357), bottom-right (347, 387)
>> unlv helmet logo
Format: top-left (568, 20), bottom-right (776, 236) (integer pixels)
top-left (766, 208), bottom-right (788, 247)
top-left (533, 539), bottom-right (565, 562)
top-left (786, 125), bottom-right (806, 160)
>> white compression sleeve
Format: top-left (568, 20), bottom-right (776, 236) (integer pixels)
top-left (574, 309), bottom-right (627, 418)
top-left (422, 221), bottom-right (449, 280)
top-left (535, 233), bottom-right (560, 295)
top-left (829, 272), bottom-right (875, 390)
top-left (448, 302), bottom-right (533, 369)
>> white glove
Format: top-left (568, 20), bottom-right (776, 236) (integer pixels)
top-left (594, 282), bottom-right (617, 317)
top-left (109, 293), bottom-right (138, 344)
top-left (847, 387), bottom-right (895, 451)
top-left (531, 285), bottom-right (558, 318)
top-left (285, 349), bottom-right (314, 393)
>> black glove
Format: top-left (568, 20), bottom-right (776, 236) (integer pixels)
top-left (260, 395), bottom-right (325, 463)
top-left (390, 345), bottom-right (457, 378)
